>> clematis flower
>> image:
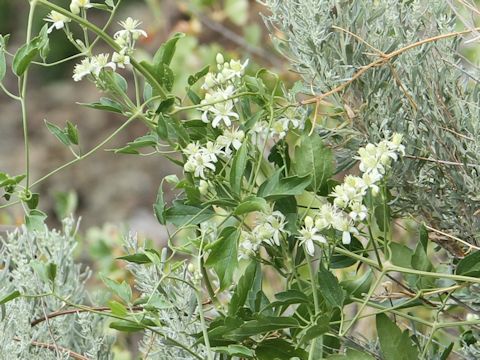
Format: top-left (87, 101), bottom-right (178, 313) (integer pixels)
top-left (44, 11), bottom-right (70, 34)
top-left (217, 128), bottom-right (245, 155)
top-left (70, 0), bottom-right (92, 15)
top-left (114, 17), bottom-right (148, 41)
top-left (298, 216), bottom-right (327, 256)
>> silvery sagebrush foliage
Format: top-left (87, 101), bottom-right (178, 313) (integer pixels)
top-left (122, 234), bottom-right (207, 359)
top-left (2, 0), bottom-right (480, 359)
top-left (262, 0), bottom-right (480, 247)
top-left (0, 218), bottom-right (113, 359)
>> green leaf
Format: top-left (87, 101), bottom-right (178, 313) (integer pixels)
top-left (25, 209), bottom-right (47, 231)
top-left (66, 121), bottom-right (79, 145)
top-left (154, 179), bottom-right (166, 225)
top-left (267, 290), bottom-right (310, 310)
top-left (228, 316), bottom-right (300, 339)
top-left (294, 135), bottom-right (334, 192)
top-left (101, 274), bottom-right (132, 304)
top-left (25, 193), bottom-right (39, 210)
top-left (376, 313), bottom-right (419, 360)
top-left (47, 263), bottom-right (57, 283)
top-left (213, 345), bottom-right (255, 358)
top-left (0, 46), bottom-right (5, 82)
top-left (188, 65), bottom-right (210, 86)
top-left (0, 290), bottom-right (20, 305)
top-left (230, 143), bottom-right (248, 196)
top-left (13, 32), bottom-right (46, 76)
top-left (456, 250), bottom-right (480, 278)
top-left (164, 201), bottom-right (214, 226)
top-left (205, 227), bottom-right (239, 290)
top-left (108, 300), bottom-right (128, 317)
top-left (114, 73), bottom-right (128, 92)
top-left (318, 265), bottom-right (345, 309)
top-left (118, 253), bottom-right (151, 264)
top-left (109, 320), bottom-right (147, 332)
top-left (45, 120), bottom-right (71, 146)
top-left (330, 237), bottom-right (364, 269)
top-left (156, 96), bottom-right (175, 113)
top-left (341, 269), bottom-right (373, 301)
top-left (255, 339), bottom-right (308, 360)
top-left (297, 314), bottom-right (330, 345)
top-left (153, 32), bottom-right (185, 66)
top-left (390, 242), bottom-right (412, 268)
top-left (229, 261), bottom-right (260, 316)
top-left (234, 196), bottom-right (267, 215)
top-left (79, 97), bottom-right (124, 113)
top-left (257, 170), bottom-right (310, 200)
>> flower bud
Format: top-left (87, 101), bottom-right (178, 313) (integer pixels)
top-left (216, 53), bottom-right (224, 65)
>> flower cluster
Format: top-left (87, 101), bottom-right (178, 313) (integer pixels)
top-left (68, 16), bottom-right (146, 81)
top-left (298, 133), bottom-right (405, 255)
top-left (239, 210), bottom-right (288, 260)
top-left (183, 54), bottom-right (248, 179)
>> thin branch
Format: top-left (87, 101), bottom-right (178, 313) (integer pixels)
top-left (13, 337), bottom-right (90, 360)
top-left (405, 154), bottom-right (479, 168)
top-left (31, 306), bottom-right (144, 327)
top-left (301, 26), bottom-right (480, 105)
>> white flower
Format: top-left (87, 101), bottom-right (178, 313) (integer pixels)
top-left (183, 142), bottom-right (201, 156)
top-left (315, 203), bottom-right (338, 230)
top-left (362, 170), bottom-right (382, 196)
top-left (270, 119), bottom-right (289, 139)
top-left (91, 53), bottom-right (116, 76)
top-left (70, 0), bottom-right (92, 14)
top-left (257, 211), bottom-right (287, 246)
top-left (332, 215), bottom-right (358, 245)
top-left (184, 148), bottom-right (217, 179)
top-left (239, 231), bottom-right (260, 260)
top-left (203, 141), bottom-right (223, 163)
top-left (277, 108), bottom-right (302, 130)
top-left (349, 201), bottom-right (368, 221)
top-left (331, 176), bottom-right (365, 209)
top-left (115, 17), bottom-right (148, 41)
top-left (217, 128), bottom-right (245, 155)
top-left (44, 11), bottom-right (70, 34)
top-left (73, 58), bottom-right (95, 82)
top-left (112, 51), bottom-right (131, 68)
top-left (202, 101), bottom-right (239, 128)
top-left (201, 73), bottom-right (218, 90)
top-left (221, 59), bottom-right (249, 80)
top-left (298, 216), bottom-right (327, 256)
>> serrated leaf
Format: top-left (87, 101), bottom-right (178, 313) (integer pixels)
top-left (456, 250), bottom-right (480, 278)
top-left (258, 170), bottom-right (310, 200)
top-left (229, 261), bottom-right (259, 315)
top-left (205, 227), bottom-right (239, 290)
top-left (318, 265), bottom-right (345, 309)
top-left (376, 313), bottom-right (419, 360)
top-left (164, 201), bottom-right (214, 226)
top-left (295, 135), bottom-right (334, 192)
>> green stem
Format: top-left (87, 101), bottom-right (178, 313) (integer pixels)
top-left (19, 0), bottom-right (37, 192)
top-left (36, 0), bottom-right (168, 99)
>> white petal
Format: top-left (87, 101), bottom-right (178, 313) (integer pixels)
top-left (342, 232), bottom-right (351, 245)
